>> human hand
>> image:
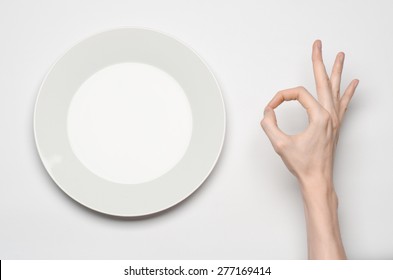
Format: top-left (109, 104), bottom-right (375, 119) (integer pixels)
top-left (260, 40), bottom-right (358, 259)
top-left (260, 40), bottom-right (359, 187)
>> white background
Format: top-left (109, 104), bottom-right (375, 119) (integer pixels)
top-left (1, 0), bottom-right (392, 259)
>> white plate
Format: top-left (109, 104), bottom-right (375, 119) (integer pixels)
top-left (34, 28), bottom-right (225, 217)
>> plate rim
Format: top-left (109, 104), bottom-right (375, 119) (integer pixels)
top-left (33, 26), bottom-right (226, 217)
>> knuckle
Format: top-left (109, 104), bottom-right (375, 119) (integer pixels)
top-left (331, 115), bottom-right (340, 130)
top-left (316, 109), bottom-right (340, 130)
top-left (317, 109), bottom-right (331, 124)
top-left (340, 100), bottom-right (349, 113)
top-left (341, 103), bottom-right (349, 113)
top-left (273, 140), bottom-right (287, 154)
top-left (333, 89), bottom-right (340, 98)
top-left (317, 77), bottom-right (330, 88)
top-left (260, 118), bottom-right (268, 128)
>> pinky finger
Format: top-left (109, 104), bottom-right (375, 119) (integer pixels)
top-left (339, 79), bottom-right (359, 121)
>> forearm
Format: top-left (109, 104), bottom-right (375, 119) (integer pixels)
top-left (300, 176), bottom-right (346, 260)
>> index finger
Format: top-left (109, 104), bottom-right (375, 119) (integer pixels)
top-left (268, 86), bottom-right (321, 120)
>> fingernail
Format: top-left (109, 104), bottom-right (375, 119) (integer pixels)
top-left (316, 40), bottom-right (322, 49)
top-left (339, 52), bottom-right (345, 61)
top-left (354, 79), bottom-right (359, 87)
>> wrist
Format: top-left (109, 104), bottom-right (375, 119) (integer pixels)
top-left (298, 175), bottom-right (345, 259)
top-left (298, 174), bottom-right (338, 211)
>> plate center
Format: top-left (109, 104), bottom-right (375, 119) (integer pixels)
top-left (67, 62), bottom-right (193, 184)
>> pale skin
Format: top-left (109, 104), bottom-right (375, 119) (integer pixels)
top-left (260, 40), bottom-right (359, 259)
